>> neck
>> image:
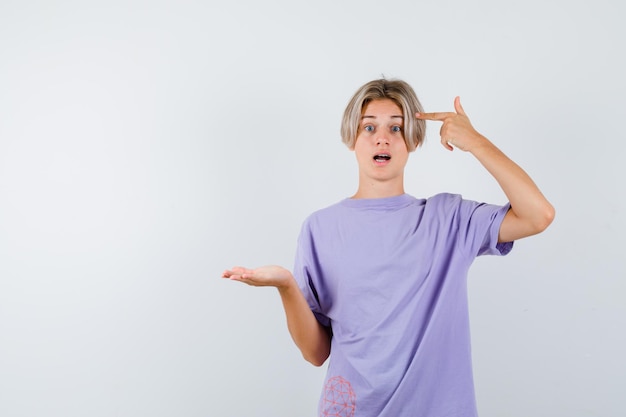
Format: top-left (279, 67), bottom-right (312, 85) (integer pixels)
top-left (352, 176), bottom-right (405, 199)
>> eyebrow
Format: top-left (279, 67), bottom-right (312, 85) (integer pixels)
top-left (361, 115), bottom-right (404, 120)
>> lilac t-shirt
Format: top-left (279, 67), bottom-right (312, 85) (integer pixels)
top-left (293, 193), bottom-right (513, 417)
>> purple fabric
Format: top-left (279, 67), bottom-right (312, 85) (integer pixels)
top-left (293, 193), bottom-right (513, 417)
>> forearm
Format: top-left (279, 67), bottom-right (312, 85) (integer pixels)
top-left (470, 136), bottom-right (555, 236)
top-left (278, 277), bottom-right (331, 366)
top-left (222, 265), bottom-right (331, 365)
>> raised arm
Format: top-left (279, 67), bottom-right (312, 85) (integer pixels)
top-left (417, 97), bottom-right (555, 242)
top-left (222, 265), bottom-right (331, 366)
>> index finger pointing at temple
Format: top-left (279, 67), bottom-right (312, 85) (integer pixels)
top-left (415, 111), bottom-right (456, 121)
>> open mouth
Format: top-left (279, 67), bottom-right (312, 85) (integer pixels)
top-left (373, 153), bottom-right (391, 162)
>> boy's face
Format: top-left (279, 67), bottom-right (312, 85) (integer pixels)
top-left (353, 99), bottom-right (410, 185)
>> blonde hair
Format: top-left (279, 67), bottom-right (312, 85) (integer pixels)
top-left (340, 79), bottom-right (425, 151)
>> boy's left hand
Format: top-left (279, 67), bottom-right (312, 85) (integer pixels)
top-left (416, 97), bottom-right (487, 152)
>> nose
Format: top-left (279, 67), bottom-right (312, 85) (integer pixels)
top-left (376, 134), bottom-right (390, 146)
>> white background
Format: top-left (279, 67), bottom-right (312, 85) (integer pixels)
top-left (1, 1), bottom-right (624, 416)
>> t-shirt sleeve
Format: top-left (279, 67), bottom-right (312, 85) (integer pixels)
top-left (454, 195), bottom-right (514, 257)
top-left (293, 218), bottom-right (331, 328)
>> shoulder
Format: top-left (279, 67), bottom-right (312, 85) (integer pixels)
top-left (424, 192), bottom-right (467, 212)
top-left (299, 199), bottom-right (347, 233)
top-left (422, 193), bottom-right (504, 226)
top-left (426, 192), bottom-right (496, 211)
top-left (426, 192), bottom-right (463, 205)
top-left (307, 199), bottom-right (346, 220)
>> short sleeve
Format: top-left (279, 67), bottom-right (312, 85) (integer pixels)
top-left (455, 197), bottom-right (514, 257)
top-left (293, 218), bottom-right (331, 328)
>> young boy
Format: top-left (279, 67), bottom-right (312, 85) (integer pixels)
top-left (223, 79), bottom-right (554, 417)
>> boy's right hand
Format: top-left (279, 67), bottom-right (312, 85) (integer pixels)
top-left (222, 265), bottom-right (294, 289)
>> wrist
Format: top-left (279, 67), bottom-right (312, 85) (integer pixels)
top-left (276, 273), bottom-right (297, 294)
top-left (467, 134), bottom-right (493, 155)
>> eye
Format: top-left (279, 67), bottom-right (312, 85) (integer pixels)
top-left (391, 126), bottom-right (402, 133)
top-left (364, 125), bottom-right (374, 132)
